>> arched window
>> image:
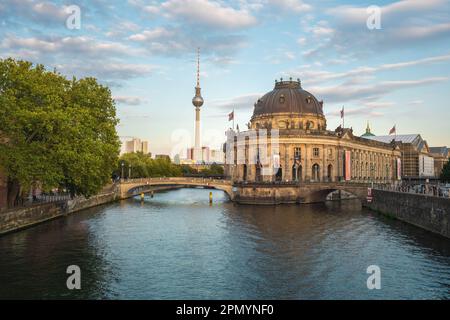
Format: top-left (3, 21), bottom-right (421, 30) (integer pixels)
top-left (243, 164), bottom-right (247, 181)
top-left (292, 164), bottom-right (303, 182)
top-left (327, 164), bottom-right (333, 182)
top-left (312, 164), bottom-right (320, 182)
top-left (275, 166), bottom-right (283, 182)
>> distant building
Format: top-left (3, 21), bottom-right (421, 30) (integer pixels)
top-left (120, 137), bottom-right (150, 155)
top-left (186, 146), bottom-right (211, 163)
top-left (173, 154), bottom-right (181, 164)
top-left (364, 134), bottom-right (435, 178)
top-left (141, 140), bottom-right (149, 154)
top-left (361, 122), bottom-right (375, 138)
top-left (429, 147), bottom-right (449, 177)
top-left (209, 149), bottom-right (224, 163)
top-left (186, 147), bottom-right (194, 161)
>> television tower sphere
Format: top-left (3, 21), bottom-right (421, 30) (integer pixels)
top-left (192, 93), bottom-right (204, 107)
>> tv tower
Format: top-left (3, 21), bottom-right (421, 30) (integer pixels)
top-left (192, 48), bottom-right (204, 162)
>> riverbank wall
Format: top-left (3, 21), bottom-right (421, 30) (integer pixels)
top-left (0, 185), bottom-right (183, 236)
top-left (367, 189), bottom-right (450, 239)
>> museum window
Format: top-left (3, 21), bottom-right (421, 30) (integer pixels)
top-left (313, 148), bottom-right (320, 157)
top-left (294, 147), bottom-right (301, 160)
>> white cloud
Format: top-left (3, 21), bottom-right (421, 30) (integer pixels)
top-left (311, 77), bottom-right (448, 103)
top-left (209, 93), bottom-right (262, 110)
top-left (287, 53), bottom-right (450, 84)
top-left (114, 96), bottom-right (147, 105)
top-left (129, 27), bottom-right (175, 41)
top-left (1, 35), bottom-right (143, 57)
top-left (129, 26), bottom-right (248, 58)
top-left (328, 0), bottom-right (448, 24)
top-left (268, 0), bottom-right (311, 13)
top-left (161, 0), bottom-right (257, 29)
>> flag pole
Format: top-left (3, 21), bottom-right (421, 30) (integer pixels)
top-left (342, 105), bottom-right (345, 128)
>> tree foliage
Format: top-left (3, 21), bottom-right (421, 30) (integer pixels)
top-left (116, 152), bottom-right (182, 178)
top-left (200, 163), bottom-right (224, 176)
top-left (441, 159), bottom-right (450, 182)
top-left (0, 58), bottom-right (120, 204)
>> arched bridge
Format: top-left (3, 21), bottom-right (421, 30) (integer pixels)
top-left (119, 177), bottom-right (376, 205)
top-left (119, 178), bottom-right (233, 199)
top-left (232, 181), bottom-right (374, 205)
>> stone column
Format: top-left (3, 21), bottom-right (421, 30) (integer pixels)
top-left (321, 145), bottom-right (326, 182)
top-left (305, 145), bottom-right (310, 181)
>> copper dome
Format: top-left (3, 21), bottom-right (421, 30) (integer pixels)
top-left (252, 79), bottom-right (323, 118)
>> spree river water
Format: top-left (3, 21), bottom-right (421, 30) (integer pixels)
top-left (0, 188), bottom-right (449, 300)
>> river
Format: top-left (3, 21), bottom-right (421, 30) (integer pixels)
top-left (0, 188), bottom-right (449, 299)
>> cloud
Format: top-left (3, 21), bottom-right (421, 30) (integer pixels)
top-left (1, 35), bottom-right (143, 57)
top-left (209, 93), bottom-right (262, 111)
top-left (301, 0), bottom-right (450, 60)
top-left (114, 96), bottom-right (147, 105)
top-left (328, 0), bottom-right (448, 24)
top-left (129, 27), bottom-right (175, 41)
top-left (57, 61), bottom-right (156, 80)
top-left (286, 52), bottom-right (450, 84)
top-left (0, 0), bottom-right (68, 26)
top-left (161, 0), bottom-right (257, 29)
top-left (0, 34), bottom-right (155, 81)
top-left (129, 26), bottom-right (248, 58)
top-left (311, 77), bottom-right (448, 103)
top-left (268, 0), bottom-right (312, 13)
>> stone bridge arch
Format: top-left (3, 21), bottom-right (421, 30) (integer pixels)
top-left (305, 185), bottom-right (369, 204)
top-left (119, 178), bottom-right (233, 200)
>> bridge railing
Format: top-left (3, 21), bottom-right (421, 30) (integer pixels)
top-left (373, 183), bottom-right (450, 199)
top-left (120, 177), bottom-right (231, 185)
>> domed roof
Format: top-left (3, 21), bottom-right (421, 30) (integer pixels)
top-left (252, 79), bottom-right (324, 118)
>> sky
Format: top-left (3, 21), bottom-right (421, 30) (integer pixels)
top-left (1, 0), bottom-right (450, 156)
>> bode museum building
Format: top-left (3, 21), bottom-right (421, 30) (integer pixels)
top-left (224, 78), bottom-right (402, 184)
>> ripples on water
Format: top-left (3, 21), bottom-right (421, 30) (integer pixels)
top-left (0, 188), bottom-right (449, 299)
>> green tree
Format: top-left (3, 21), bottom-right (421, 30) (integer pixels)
top-left (0, 58), bottom-right (120, 205)
top-left (200, 163), bottom-right (224, 176)
top-left (441, 159), bottom-right (450, 182)
top-left (116, 152), bottom-right (182, 179)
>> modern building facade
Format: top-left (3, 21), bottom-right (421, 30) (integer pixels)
top-left (224, 79), bottom-right (402, 183)
top-left (364, 134), bottom-right (435, 178)
top-left (120, 137), bottom-right (150, 155)
top-left (429, 147), bottom-right (449, 177)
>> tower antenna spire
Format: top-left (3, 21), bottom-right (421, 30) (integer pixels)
top-left (196, 47), bottom-right (200, 88)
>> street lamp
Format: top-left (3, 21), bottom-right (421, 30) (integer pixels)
top-left (129, 164), bottom-right (132, 180)
top-left (121, 161), bottom-right (124, 182)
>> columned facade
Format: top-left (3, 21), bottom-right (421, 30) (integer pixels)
top-left (224, 79), bottom-right (401, 183)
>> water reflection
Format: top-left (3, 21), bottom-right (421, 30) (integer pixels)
top-left (0, 188), bottom-right (449, 299)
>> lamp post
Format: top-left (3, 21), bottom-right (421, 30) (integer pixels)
top-left (121, 162), bottom-right (124, 182)
top-left (129, 164), bottom-right (132, 180)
